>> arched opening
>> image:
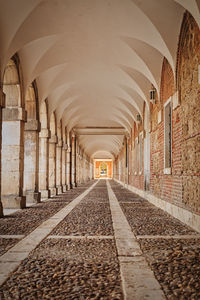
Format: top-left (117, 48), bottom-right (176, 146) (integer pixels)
top-left (24, 81), bottom-right (40, 203)
top-left (94, 159), bottom-right (113, 179)
top-left (2, 56), bottom-right (26, 208)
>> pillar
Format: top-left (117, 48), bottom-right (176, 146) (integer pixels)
top-left (70, 135), bottom-right (76, 188)
top-left (0, 90), bottom-right (5, 216)
top-left (66, 147), bottom-right (71, 190)
top-left (24, 120), bottom-right (41, 203)
top-left (56, 138), bottom-right (62, 194)
top-left (39, 128), bottom-right (50, 199)
top-left (62, 143), bottom-right (67, 192)
top-left (49, 134), bottom-right (57, 196)
top-left (1, 107), bottom-right (26, 208)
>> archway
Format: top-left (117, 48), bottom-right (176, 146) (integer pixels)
top-left (2, 56), bottom-right (26, 208)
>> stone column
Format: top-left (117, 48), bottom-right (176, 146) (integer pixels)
top-left (62, 144), bottom-right (68, 192)
top-left (39, 128), bottom-right (50, 199)
top-left (49, 134), bottom-right (57, 196)
top-left (1, 107), bottom-right (26, 208)
top-left (70, 135), bottom-right (76, 188)
top-left (56, 138), bottom-right (62, 194)
top-left (66, 147), bottom-right (71, 190)
top-left (0, 90), bottom-right (5, 216)
top-left (24, 120), bottom-right (41, 203)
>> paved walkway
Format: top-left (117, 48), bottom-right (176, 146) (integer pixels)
top-left (0, 180), bottom-right (199, 299)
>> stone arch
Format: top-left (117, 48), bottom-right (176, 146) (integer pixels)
top-left (1, 55), bottom-right (26, 208)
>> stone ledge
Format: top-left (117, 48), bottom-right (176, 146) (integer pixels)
top-left (115, 179), bottom-right (200, 233)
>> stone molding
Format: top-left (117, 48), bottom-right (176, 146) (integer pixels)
top-left (63, 143), bottom-right (68, 150)
top-left (39, 128), bottom-right (50, 138)
top-left (2, 107), bottom-right (27, 122)
top-left (0, 90), bottom-right (5, 108)
top-left (57, 139), bottom-right (63, 147)
top-left (49, 135), bottom-right (58, 144)
top-left (115, 179), bottom-right (200, 233)
top-left (24, 120), bottom-right (41, 131)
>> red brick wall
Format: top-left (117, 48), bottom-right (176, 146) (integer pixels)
top-left (114, 11), bottom-right (200, 215)
top-left (176, 12), bottom-right (200, 212)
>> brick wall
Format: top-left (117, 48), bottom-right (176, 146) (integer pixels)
top-left (177, 12), bottom-right (200, 212)
top-left (114, 11), bottom-right (200, 215)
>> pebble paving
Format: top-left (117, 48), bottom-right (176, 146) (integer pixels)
top-left (110, 181), bottom-right (200, 299)
top-left (0, 182), bottom-right (94, 262)
top-left (0, 180), bottom-right (123, 300)
top-left (0, 179), bottom-right (200, 299)
top-left (52, 181), bottom-right (113, 236)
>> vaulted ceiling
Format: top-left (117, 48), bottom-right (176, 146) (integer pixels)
top-left (0, 0), bottom-right (199, 158)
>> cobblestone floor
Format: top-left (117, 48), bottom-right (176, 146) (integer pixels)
top-left (0, 180), bottom-right (199, 299)
top-left (0, 181), bottom-right (94, 256)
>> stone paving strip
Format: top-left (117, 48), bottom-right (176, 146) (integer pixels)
top-left (106, 180), bottom-right (165, 300)
top-left (0, 180), bottom-right (99, 286)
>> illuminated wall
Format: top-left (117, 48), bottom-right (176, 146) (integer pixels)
top-left (94, 159), bottom-right (113, 179)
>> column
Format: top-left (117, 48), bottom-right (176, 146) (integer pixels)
top-left (56, 138), bottom-right (62, 194)
top-left (39, 128), bottom-right (50, 199)
top-left (24, 120), bottom-right (41, 203)
top-left (66, 147), bottom-right (71, 190)
top-left (49, 134), bottom-right (57, 196)
top-left (70, 135), bottom-right (76, 188)
top-left (0, 90), bottom-right (5, 216)
top-left (1, 106), bottom-right (26, 208)
top-left (62, 143), bottom-right (67, 192)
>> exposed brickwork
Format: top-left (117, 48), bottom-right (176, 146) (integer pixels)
top-left (114, 11), bottom-right (200, 215)
top-left (177, 12), bottom-right (200, 212)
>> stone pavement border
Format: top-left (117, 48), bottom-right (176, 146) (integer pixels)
top-left (0, 180), bottom-right (99, 286)
top-left (106, 180), bottom-right (166, 300)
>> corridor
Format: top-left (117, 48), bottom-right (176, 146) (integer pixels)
top-left (0, 180), bottom-right (199, 299)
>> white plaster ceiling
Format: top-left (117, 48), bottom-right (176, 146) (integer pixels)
top-left (0, 0), bottom-right (199, 158)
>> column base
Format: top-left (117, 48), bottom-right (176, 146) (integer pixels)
top-left (0, 202), bottom-right (3, 217)
top-left (26, 191), bottom-right (41, 204)
top-left (66, 184), bottom-right (70, 191)
top-left (49, 187), bottom-right (57, 197)
top-left (62, 185), bottom-right (67, 192)
top-left (70, 183), bottom-right (75, 189)
top-left (1, 195), bottom-right (26, 209)
top-left (56, 186), bottom-right (62, 194)
top-left (40, 189), bottom-right (50, 199)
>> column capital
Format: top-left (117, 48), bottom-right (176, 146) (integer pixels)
top-left (49, 134), bottom-right (58, 144)
top-left (39, 128), bottom-right (51, 138)
top-left (25, 120), bottom-right (41, 131)
top-left (57, 139), bottom-right (63, 147)
top-left (63, 143), bottom-right (68, 150)
top-left (67, 147), bottom-right (71, 153)
top-left (2, 107), bottom-right (27, 122)
top-left (0, 90), bottom-right (5, 108)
